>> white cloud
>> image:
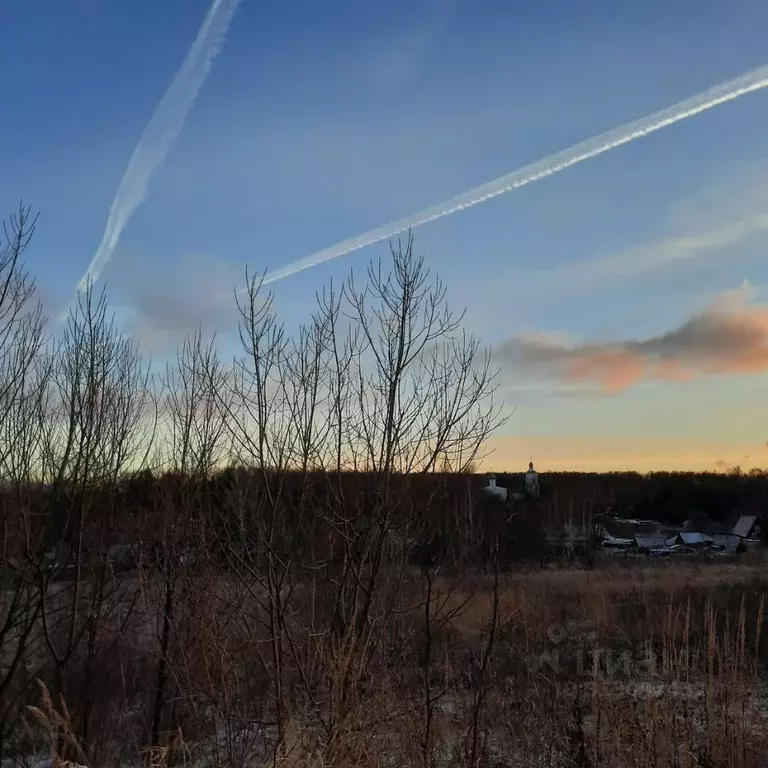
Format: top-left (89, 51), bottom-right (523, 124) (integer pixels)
top-left (514, 164), bottom-right (768, 296)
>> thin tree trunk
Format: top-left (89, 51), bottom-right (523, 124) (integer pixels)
top-left (151, 562), bottom-right (175, 748)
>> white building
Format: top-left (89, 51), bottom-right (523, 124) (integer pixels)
top-left (525, 462), bottom-right (540, 497)
top-left (484, 474), bottom-right (508, 502)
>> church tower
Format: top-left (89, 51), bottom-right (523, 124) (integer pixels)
top-left (525, 461), bottom-right (540, 498)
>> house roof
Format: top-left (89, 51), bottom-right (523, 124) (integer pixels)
top-left (667, 532), bottom-right (713, 546)
top-left (635, 534), bottom-right (667, 549)
top-left (732, 515), bottom-right (758, 538)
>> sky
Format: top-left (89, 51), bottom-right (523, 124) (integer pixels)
top-left (2, 0), bottom-right (768, 472)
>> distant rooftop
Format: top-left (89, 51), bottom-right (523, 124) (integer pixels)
top-left (732, 515), bottom-right (758, 538)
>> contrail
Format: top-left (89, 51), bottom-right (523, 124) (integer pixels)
top-left (62, 0), bottom-right (242, 321)
top-left (260, 63), bottom-right (768, 287)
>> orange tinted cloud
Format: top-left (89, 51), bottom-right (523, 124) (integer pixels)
top-left (496, 286), bottom-right (768, 394)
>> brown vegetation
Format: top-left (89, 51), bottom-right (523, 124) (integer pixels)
top-left (5, 557), bottom-right (768, 767)
top-left (1, 207), bottom-right (768, 767)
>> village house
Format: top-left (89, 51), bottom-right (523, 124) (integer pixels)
top-left (732, 514), bottom-right (761, 540)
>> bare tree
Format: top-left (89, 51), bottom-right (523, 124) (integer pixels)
top-left (204, 235), bottom-right (506, 762)
top-left (343, 233), bottom-right (505, 477)
top-left (146, 328), bottom-right (230, 748)
top-left (0, 204), bottom-right (48, 761)
top-left (123, 234), bottom-right (506, 764)
top-left (29, 282), bottom-right (154, 753)
top-left (294, 236), bottom-right (505, 761)
top-left (164, 329), bottom-right (230, 478)
top-left (0, 204), bottom-right (46, 428)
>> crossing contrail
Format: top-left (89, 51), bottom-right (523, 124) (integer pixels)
top-left (259, 62), bottom-right (768, 288)
top-left (62, 0), bottom-right (242, 321)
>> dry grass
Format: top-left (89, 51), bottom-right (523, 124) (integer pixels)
top-left (25, 681), bottom-right (89, 768)
top-left (10, 558), bottom-right (768, 767)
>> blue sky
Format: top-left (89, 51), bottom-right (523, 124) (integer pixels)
top-left (3, 0), bottom-right (768, 470)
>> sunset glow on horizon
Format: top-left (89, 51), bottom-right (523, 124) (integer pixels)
top-left (482, 435), bottom-right (768, 474)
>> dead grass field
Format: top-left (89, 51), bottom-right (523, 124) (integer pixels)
top-left (6, 556), bottom-right (768, 768)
